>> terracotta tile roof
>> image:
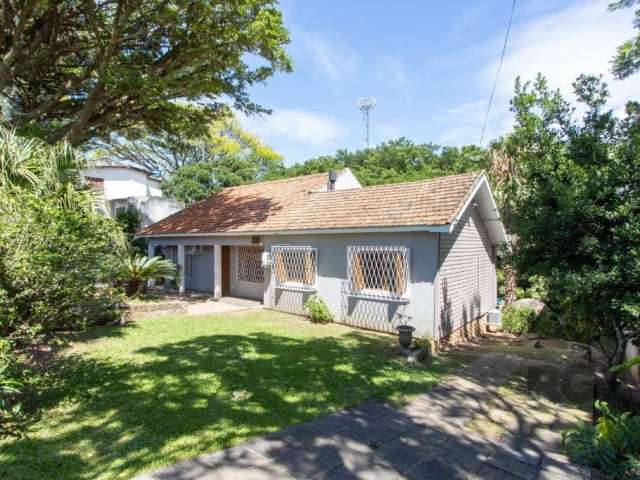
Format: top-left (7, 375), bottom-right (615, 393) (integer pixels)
top-left (138, 170), bottom-right (483, 236)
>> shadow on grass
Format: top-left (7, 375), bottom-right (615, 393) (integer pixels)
top-left (1, 330), bottom-right (452, 480)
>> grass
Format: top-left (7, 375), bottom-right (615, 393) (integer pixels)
top-left (1, 310), bottom-right (458, 480)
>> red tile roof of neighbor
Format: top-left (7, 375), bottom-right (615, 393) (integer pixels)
top-left (138, 170), bottom-right (483, 236)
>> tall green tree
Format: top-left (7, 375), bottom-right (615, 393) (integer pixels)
top-left (508, 74), bottom-right (640, 387)
top-left (488, 146), bottom-right (519, 305)
top-left (269, 138), bottom-right (489, 186)
top-left (609, 0), bottom-right (640, 79)
top-left (158, 115), bottom-right (283, 203)
top-left (0, 0), bottom-right (291, 145)
top-left (94, 114), bottom-right (283, 176)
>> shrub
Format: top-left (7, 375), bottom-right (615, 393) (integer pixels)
top-left (563, 401), bottom-right (640, 479)
top-left (0, 192), bottom-right (126, 340)
top-left (0, 339), bottom-right (25, 438)
top-left (529, 310), bottom-right (559, 337)
top-left (501, 306), bottom-right (536, 334)
top-left (119, 255), bottom-right (177, 297)
top-left (304, 295), bottom-right (333, 323)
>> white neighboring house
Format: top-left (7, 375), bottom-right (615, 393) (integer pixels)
top-left (81, 163), bottom-right (183, 228)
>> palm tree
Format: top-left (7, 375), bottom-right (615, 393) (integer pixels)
top-left (0, 127), bottom-right (106, 213)
top-left (121, 255), bottom-right (177, 296)
top-left (489, 146), bottom-right (518, 305)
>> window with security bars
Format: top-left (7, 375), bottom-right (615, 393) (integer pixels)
top-left (347, 246), bottom-right (410, 300)
top-left (236, 246), bottom-right (264, 284)
top-left (271, 245), bottom-right (317, 290)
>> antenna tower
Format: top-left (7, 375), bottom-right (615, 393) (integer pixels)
top-left (357, 97), bottom-right (376, 148)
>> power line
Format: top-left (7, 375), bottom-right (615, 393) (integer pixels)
top-left (480, 0), bottom-right (517, 145)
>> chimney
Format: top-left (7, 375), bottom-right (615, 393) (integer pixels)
top-left (328, 170), bottom-right (337, 191)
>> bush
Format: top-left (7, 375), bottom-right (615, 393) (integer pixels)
top-left (304, 295), bottom-right (333, 323)
top-left (501, 306), bottom-right (536, 334)
top-left (0, 192), bottom-right (126, 341)
top-left (0, 338), bottom-right (25, 437)
top-left (563, 401), bottom-right (640, 479)
top-left (529, 310), bottom-right (559, 337)
top-left (119, 255), bottom-right (177, 297)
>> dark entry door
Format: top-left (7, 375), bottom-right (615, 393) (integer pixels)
top-left (221, 245), bottom-right (231, 296)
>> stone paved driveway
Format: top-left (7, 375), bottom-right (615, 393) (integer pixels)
top-left (136, 353), bottom-right (592, 480)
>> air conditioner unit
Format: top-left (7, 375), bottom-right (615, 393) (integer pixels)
top-left (261, 251), bottom-right (271, 267)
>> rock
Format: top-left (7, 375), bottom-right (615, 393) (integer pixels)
top-left (511, 298), bottom-right (549, 316)
top-left (405, 348), bottom-right (427, 364)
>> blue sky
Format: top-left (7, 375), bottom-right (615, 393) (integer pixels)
top-left (240, 0), bottom-right (637, 166)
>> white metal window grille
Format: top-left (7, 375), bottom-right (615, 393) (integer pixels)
top-left (271, 245), bottom-right (317, 290)
top-left (236, 246), bottom-right (264, 284)
top-left (347, 246), bottom-right (410, 301)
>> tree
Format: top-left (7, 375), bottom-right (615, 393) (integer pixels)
top-left (609, 0), bottom-right (640, 79)
top-left (93, 113), bottom-right (283, 176)
top-left (507, 74), bottom-right (640, 388)
top-left (158, 115), bottom-right (283, 203)
top-left (0, 0), bottom-right (292, 145)
top-left (270, 138), bottom-right (489, 186)
top-left (488, 146), bottom-right (518, 305)
top-left (0, 129), bottom-right (127, 340)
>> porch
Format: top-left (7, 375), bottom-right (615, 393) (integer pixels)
top-left (147, 239), bottom-right (267, 303)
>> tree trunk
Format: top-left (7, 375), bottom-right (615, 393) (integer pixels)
top-left (126, 279), bottom-right (142, 297)
top-left (605, 328), bottom-right (628, 394)
top-left (503, 263), bottom-right (517, 305)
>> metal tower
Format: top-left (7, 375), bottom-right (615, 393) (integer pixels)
top-left (357, 97), bottom-right (376, 148)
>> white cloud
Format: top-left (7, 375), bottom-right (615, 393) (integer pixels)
top-left (439, 0), bottom-right (637, 145)
top-left (240, 109), bottom-right (349, 147)
top-left (298, 33), bottom-right (360, 81)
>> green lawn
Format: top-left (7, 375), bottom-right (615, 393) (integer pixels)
top-left (1, 310), bottom-right (457, 480)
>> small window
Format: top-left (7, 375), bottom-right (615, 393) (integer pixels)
top-left (271, 245), bottom-right (317, 290)
top-left (236, 246), bottom-right (264, 284)
top-left (347, 246), bottom-right (410, 300)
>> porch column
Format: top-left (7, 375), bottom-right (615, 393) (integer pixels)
top-left (177, 244), bottom-right (186, 294)
top-left (214, 244), bottom-right (222, 298)
top-left (147, 243), bottom-right (156, 288)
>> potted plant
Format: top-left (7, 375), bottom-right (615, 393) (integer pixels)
top-left (396, 314), bottom-right (415, 349)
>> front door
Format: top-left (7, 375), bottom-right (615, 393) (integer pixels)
top-left (221, 245), bottom-right (231, 296)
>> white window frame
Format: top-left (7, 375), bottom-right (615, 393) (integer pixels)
top-left (346, 246), bottom-right (410, 302)
top-left (271, 245), bottom-right (317, 291)
top-left (236, 246), bottom-right (265, 285)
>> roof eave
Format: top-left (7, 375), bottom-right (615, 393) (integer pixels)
top-left (136, 224), bottom-right (451, 239)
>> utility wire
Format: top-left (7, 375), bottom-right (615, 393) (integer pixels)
top-left (480, 0), bottom-right (517, 145)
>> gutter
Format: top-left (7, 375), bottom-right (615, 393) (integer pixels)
top-left (136, 224), bottom-right (452, 239)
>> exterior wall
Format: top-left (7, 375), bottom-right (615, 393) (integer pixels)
top-left (81, 167), bottom-right (162, 200)
top-left (261, 232), bottom-right (439, 336)
top-left (184, 246), bottom-right (214, 293)
top-left (436, 205), bottom-right (496, 340)
top-left (229, 245), bottom-right (267, 300)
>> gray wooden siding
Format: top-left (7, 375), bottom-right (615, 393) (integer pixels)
top-left (437, 206), bottom-right (496, 338)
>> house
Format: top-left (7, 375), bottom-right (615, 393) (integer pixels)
top-left (81, 162), bottom-right (182, 227)
top-left (137, 169), bottom-right (508, 343)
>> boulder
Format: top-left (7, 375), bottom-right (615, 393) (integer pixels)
top-left (511, 298), bottom-right (549, 316)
